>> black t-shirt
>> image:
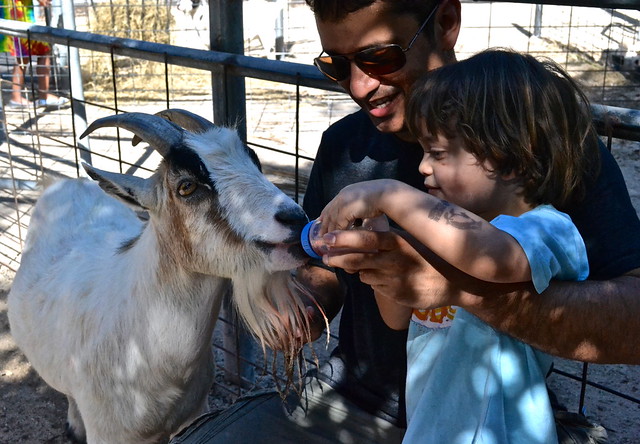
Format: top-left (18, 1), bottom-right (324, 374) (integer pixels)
top-left (302, 109), bottom-right (640, 427)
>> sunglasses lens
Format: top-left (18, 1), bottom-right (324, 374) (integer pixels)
top-left (314, 56), bottom-right (350, 82)
top-left (314, 45), bottom-right (407, 82)
top-left (356, 45), bottom-right (406, 76)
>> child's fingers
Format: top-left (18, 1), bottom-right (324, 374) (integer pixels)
top-left (320, 205), bottom-right (353, 234)
top-left (323, 229), bottom-right (388, 251)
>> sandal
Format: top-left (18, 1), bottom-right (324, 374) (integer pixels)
top-left (8, 99), bottom-right (31, 108)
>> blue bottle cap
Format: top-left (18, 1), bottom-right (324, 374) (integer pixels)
top-left (301, 220), bottom-right (322, 259)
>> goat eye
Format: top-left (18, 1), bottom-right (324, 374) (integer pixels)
top-left (178, 181), bottom-right (197, 196)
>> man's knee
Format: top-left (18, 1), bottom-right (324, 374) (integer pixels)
top-left (170, 379), bottom-right (404, 444)
top-left (170, 391), bottom-right (288, 443)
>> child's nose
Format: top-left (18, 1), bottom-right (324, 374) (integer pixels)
top-left (418, 157), bottom-right (433, 176)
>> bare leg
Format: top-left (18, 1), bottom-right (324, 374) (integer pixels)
top-left (10, 58), bottom-right (30, 105)
top-left (36, 54), bottom-right (67, 107)
top-left (36, 54), bottom-right (52, 100)
top-left (36, 55), bottom-right (69, 107)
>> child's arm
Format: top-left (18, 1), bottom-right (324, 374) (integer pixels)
top-left (319, 179), bottom-right (531, 284)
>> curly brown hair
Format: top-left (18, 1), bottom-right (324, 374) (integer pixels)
top-left (406, 48), bottom-right (600, 208)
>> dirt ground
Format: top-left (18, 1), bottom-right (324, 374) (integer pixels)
top-left (1, 270), bottom-right (69, 444)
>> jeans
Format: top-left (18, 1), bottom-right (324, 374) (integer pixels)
top-left (170, 375), bottom-right (405, 444)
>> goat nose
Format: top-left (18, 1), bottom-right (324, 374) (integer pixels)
top-left (275, 205), bottom-right (308, 230)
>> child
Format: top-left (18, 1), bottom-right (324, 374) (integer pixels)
top-left (318, 49), bottom-right (600, 443)
top-left (0, 0), bottom-right (69, 108)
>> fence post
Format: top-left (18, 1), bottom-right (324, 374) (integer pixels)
top-left (208, 0), bottom-right (247, 140)
top-left (275, 0), bottom-right (285, 60)
top-left (208, 0), bottom-right (255, 387)
top-left (61, 0), bottom-right (91, 166)
top-left (534, 4), bottom-right (543, 37)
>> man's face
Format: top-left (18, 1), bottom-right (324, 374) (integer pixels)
top-left (315, 3), bottom-right (447, 140)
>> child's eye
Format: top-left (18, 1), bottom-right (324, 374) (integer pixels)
top-left (429, 150), bottom-right (446, 160)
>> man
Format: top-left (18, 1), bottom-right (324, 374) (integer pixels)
top-left (316, 0), bottom-right (640, 365)
top-left (171, 1), bottom-right (640, 442)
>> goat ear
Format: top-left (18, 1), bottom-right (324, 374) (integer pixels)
top-left (245, 146), bottom-right (262, 172)
top-left (82, 163), bottom-right (158, 211)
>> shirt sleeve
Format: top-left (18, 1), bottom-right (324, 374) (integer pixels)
top-left (491, 205), bottom-right (589, 294)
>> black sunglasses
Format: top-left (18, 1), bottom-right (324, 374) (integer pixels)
top-left (314, 3), bottom-right (440, 82)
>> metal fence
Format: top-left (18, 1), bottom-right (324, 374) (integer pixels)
top-left (0, 1), bottom-right (639, 441)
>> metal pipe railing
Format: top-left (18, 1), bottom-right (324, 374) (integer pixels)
top-left (592, 104), bottom-right (640, 142)
top-left (482, 0), bottom-right (640, 9)
top-left (0, 19), bottom-right (638, 142)
top-left (0, 19), bottom-right (338, 92)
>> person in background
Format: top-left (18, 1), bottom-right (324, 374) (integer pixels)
top-left (0, 0), bottom-right (68, 108)
top-left (318, 48), bottom-right (599, 443)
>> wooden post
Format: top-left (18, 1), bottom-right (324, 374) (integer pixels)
top-left (208, 0), bottom-right (247, 140)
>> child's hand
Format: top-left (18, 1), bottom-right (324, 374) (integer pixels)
top-left (320, 179), bottom-right (398, 234)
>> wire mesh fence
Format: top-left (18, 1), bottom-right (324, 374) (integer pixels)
top-left (64, 1), bottom-right (640, 105)
top-left (0, 1), bottom-right (639, 442)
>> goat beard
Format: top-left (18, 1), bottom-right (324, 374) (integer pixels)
top-left (231, 270), bottom-right (329, 397)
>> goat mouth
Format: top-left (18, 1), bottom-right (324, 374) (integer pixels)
top-left (255, 239), bottom-right (300, 250)
top-left (255, 240), bottom-right (306, 257)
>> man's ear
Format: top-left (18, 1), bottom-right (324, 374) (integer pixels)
top-left (436, 0), bottom-right (462, 52)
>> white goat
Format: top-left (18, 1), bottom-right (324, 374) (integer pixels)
top-left (8, 110), bottom-right (312, 444)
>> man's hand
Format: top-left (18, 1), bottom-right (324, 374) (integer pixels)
top-left (289, 263), bottom-right (345, 343)
top-left (322, 229), bottom-right (463, 309)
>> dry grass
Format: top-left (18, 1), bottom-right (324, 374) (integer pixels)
top-left (80, 1), bottom-right (211, 103)
top-left (88, 0), bottom-right (173, 43)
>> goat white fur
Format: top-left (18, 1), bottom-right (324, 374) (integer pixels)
top-left (8, 110), bottom-right (311, 444)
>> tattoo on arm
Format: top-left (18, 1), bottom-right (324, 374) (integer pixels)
top-left (429, 200), bottom-right (482, 230)
top-left (445, 210), bottom-right (482, 230)
top-left (429, 200), bottom-right (450, 221)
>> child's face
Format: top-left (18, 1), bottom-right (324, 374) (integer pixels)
top-left (417, 132), bottom-right (518, 220)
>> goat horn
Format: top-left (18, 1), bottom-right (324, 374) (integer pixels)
top-left (80, 112), bottom-right (184, 158)
top-left (131, 109), bottom-right (215, 146)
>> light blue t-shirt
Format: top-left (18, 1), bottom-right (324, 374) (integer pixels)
top-left (404, 205), bottom-right (588, 444)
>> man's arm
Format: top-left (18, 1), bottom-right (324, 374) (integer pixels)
top-left (374, 292), bottom-right (412, 330)
top-left (465, 271), bottom-right (640, 364)
top-left (324, 229), bottom-right (640, 364)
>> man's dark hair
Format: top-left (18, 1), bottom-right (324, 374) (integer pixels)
top-left (305, 0), bottom-right (438, 25)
